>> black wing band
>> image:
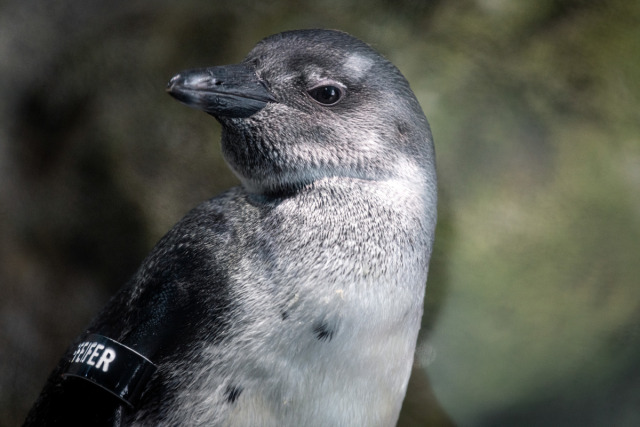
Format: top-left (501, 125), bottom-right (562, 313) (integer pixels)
top-left (61, 334), bottom-right (157, 407)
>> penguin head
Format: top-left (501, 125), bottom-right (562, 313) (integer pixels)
top-left (168, 29), bottom-right (434, 196)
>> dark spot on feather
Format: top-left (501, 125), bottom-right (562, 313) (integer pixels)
top-left (313, 322), bottom-right (334, 342)
top-left (396, 120), bottom-right (409, 136)
top-left (225, 385), bottom-right (243, 404)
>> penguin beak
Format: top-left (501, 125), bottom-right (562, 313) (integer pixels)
top-left (166, 64), bottom-right (276, 118)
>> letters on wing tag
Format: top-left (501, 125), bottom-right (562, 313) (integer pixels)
top-left (61, 334), bottom-right (157, 407)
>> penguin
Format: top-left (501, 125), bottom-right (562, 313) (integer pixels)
top-left (24, 29), bottom-right (437, 426)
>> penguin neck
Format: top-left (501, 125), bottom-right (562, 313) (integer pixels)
top-left (242, 176), bottom-right (369, 205)
top-left (246, 172), bottom-right (431, 216)
top-left (242, 169), bottom-right (413, 202)
top-left (242, 174), bottom-right (433, 249)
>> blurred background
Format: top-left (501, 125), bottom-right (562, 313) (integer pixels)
top-left (1, 0), bottom-right (639, 425)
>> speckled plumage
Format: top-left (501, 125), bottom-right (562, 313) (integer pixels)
top-left (25, 29), bottom-right (437, 426)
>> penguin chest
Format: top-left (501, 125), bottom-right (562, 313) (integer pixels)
top-left (220, 276), bottom-right (424, 427)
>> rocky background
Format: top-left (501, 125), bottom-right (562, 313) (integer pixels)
top-left (1, 0), bottom-right (639, 425)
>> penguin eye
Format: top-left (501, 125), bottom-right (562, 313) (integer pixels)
top-left (308, 85), bottom-right (343, 105)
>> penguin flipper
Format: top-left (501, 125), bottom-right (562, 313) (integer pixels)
top-left (25, 198), bottom-right (236, 426)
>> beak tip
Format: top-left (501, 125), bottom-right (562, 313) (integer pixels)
top-left (166, 74), bottom-right (181, 93)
